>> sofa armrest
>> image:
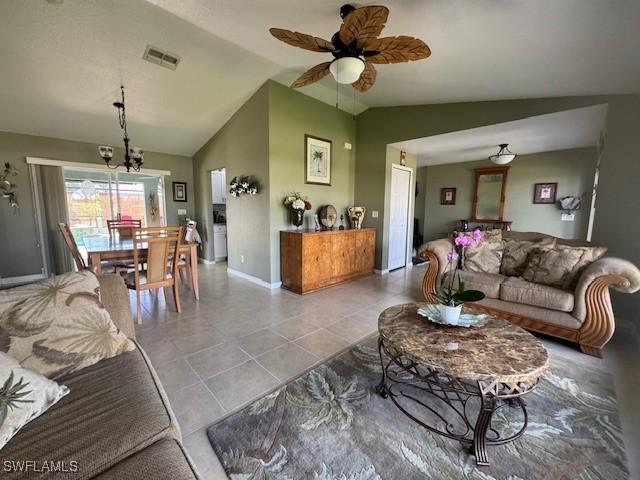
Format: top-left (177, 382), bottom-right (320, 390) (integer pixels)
top-left (573, 257), bottom-right (640, 321)
top-left (418, 238), bottom-right (452, 300)
top-left (98, 274), bottom-right (136, 340)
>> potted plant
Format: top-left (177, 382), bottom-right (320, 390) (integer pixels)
top-left (436, 229), bottom-right (486, 324)
top-left (283, 193), bottom-right (312, 228)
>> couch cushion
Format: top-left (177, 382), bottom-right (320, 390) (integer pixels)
top-left (500, 237), bottom-right (555, 276)
top-left (461, 229), bottom-right (504, 274)
top-left (476, 298), bottom-right (582, 330)
top-left (500, 277), bottom-right (574, 312)
top-left (1, 344), bottom-right (179, 480)
top-left (93, 439), bottom-right (199, 480)
top-left (454, 271), bottom-right (506, 299)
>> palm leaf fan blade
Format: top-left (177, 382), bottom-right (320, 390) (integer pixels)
top-left (269, 28), bottom-right (334, 52)
top-left (339, 6), bottom-right (389, 44)
top-left (290, 62), bottom-right (332, 88)
top-left (352, 62), bottom-right (377, 92)
top-left (362, 36), bottom-right (431, 64)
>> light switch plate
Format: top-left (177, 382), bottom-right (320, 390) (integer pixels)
top-left (561, 213), bottom-right (575, 222)
top-left (372, 210), bottom-right (379, 218)
top-left (178, 209), bottom-right (187, 215)
top-left (344, 142), bottom-right (352, 150)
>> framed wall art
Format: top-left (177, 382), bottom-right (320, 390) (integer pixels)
top-left (305, 134), bottom-right (332, 185)
top-left (533, 182), bottom-right (557, 204)
top-left (440, 187), bottom-right (456, 205)
top-left (172, 181), bottom-right (188, 202)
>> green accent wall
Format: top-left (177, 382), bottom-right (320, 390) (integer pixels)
top-left (268, 81), bottom-right (356, 283)
top-left (420, 148), bottom-right (597, 241)
top-left (0, 131), bottom-right (194, 279)
top-left (193, 83), bottom-right (271, 281)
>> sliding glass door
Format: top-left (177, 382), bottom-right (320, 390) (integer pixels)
top-left (63, 169), bottom-right (166, 247)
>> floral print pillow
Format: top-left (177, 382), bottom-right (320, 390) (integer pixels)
top-left (0, 352), bottom-right (69, 450)
top-left (500, 237), bottom-right (555, 276)
top-left (0, 271), bottom-right (134, 379)
top-left (461, 229), bottom-right (504, 274)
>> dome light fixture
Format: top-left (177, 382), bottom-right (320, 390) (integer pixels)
top-left (489, 143), bottom-right (517, 165)
top-left (329, 56), bottom-right (365, 84)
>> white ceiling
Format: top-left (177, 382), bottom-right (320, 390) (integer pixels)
top-left (0, 1), bottom-right (638, 156)
top-left (390, 105), bottom-right (608, 166)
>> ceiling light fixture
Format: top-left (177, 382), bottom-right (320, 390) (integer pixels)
top-left (489, 143), bottom-right (516, 165)
top-left (329, 56), bottom-right (365, 84)
top-left (98, 86), bottom-right (144, 172)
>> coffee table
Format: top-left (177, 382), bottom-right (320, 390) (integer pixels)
top-left (376, 303), bottom-right (548, 466)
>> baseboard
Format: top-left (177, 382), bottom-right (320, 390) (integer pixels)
top-left (227, 268), bottom-right (282, 290)
top-left (198, 257), bottom-right (216, 265)
top-left (374, 269), bottom-right (389, 275)
top-left (0, 273), bottom-right (46, 286)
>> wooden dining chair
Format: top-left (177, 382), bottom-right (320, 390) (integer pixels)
top-left (58, 223), bottom-right (88, 271)
top-left (107, 219), bottom-right (142, 239)
top-left (121, 226), bottom-right (184, 324)
top-left (176, 221), bottom-right (197, 287)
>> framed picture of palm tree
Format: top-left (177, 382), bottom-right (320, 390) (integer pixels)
top-left (305, 134), bottom-right (332, 185)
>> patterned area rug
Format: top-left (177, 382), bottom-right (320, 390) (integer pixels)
top-left (207, 336), bottom-right (628, 479)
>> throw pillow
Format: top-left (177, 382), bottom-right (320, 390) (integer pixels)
top-left (522, 245), bottom-right (608, 290)
top-left (500, 237), bottom-right (555, 276)
top-left (0, 352), bottom-right (69, 450)
top-left (0, 270), bottom-right (135, 379)
top-left (462, 229), bottom-right (504, 274)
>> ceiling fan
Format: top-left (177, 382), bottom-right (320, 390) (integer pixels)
top-left (269, 4), bottom-right (431, 92)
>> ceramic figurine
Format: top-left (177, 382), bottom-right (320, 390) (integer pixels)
top-left (348, 206), bottom-right (366, 229)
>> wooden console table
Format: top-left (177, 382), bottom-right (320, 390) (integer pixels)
top-left (280, 228), bottom-right (375, 294)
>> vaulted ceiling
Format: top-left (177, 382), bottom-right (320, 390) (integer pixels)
top-left (0, 0), bottom-right (639, 156)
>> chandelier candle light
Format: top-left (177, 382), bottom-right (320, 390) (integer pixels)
top-left (98, 86), bottom-right (144, 172)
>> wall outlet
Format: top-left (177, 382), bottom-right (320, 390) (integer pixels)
top-left (344, 142), bottom-right (352, 150)
top-left (178, 209), bottom-right (187, 215)
top-left (371, 210), bottom-right (379, 218)
top-left (240, 255), bottom-right (245, 263)
top-left (561, 213), bottom-right (575, 222)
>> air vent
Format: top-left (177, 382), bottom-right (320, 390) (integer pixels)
top-left (143, 45), bottom-right (181, 71)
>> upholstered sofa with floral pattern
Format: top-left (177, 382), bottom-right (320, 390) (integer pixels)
top-left (419, 231), bottom-right (640, 357)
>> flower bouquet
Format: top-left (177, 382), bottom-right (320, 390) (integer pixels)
top-left (435, 229), bottom-right (486, 324)
top-left (283, 193), bottom-right (312, 228)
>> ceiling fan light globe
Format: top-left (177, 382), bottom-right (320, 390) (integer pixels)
top-left (489, 154), bottom-right (516, 165)
top-left (329, 57), bottom-right (365, 84)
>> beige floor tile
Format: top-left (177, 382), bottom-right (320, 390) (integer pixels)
top-left (172, 329), bottom-right (227, 355)
top-left (215, 316), bottom-right (270, 338)
top-left (206, 360), bottom-right (279, 412)
top-left (167, 382), bottom-right (226, 436)
top-left (236, 328), bottom-right (289, 357)
top-left (187, 343), bottom-right (251, 379)
top-left (325, 315), bottom-right (377, 342)
top-left (271, 317), bottom-right (320, 341)
top-left (154, 358), bottom-right (201, 397)
top-left (255, 342), bottom-right (319, 382)
top-left (294, 329), bottom-right (351, 358)
top-left (182, 428), bottom-right (229, 480)
top-left (141, 338), bottom-right (182, 366)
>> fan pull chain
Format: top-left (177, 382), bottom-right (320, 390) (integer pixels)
top-left (335, 82), bottom-right (339, 109)
top-left (353, 86), bottom-right (356, 119)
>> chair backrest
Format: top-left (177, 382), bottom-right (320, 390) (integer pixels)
top-left (58, 223), bottom-right (86, 271)
top-left (107, 219), bottom-right (142, 239)
top-left (131, 227), bottom-right (183, 287)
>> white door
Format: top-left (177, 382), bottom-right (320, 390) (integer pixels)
top-left (388, 165), bottom-right (412, 270)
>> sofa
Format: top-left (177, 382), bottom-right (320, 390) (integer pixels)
top-left (1, 274), bottom-right (202, 480)
top-left (419, 231), bottom-right (640, 357)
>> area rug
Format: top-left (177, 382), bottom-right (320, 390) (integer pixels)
top-left (207, 336), bottom-right (628, 479)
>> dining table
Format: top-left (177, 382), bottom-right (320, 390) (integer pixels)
top-left (83, 235), bottom-right (200, 300)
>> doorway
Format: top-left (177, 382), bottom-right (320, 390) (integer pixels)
top-left (388, 164), bottom-right (413, 270)
top-left (210, 168), bottom-right (227, 262)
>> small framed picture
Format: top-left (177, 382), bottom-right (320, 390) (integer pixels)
top-left (173, 182), bottom-right (188, 202)
top-left (305, 134), bottom-right (332, 185)
top-left (533, 182), bottom-right (557, 204)
top-left (440, 187), bottom-right (456, 205)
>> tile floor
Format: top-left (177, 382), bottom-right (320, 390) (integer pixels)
top-left (131, 262), bottom-right (640, 480)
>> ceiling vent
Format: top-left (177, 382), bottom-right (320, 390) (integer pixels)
top-left (143, 46), bottom-right (181, 71)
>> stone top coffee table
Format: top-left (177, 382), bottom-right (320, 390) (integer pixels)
top-left (376, 303), bottom-right (549, 466)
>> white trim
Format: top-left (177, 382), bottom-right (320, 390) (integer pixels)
top-left (198, 257), bottom-right (216, 265)
top-left (0, 273), bottom-right (47, 286)
top-left (227, 268), bottom-right (282, 290)
top-left (374, 269), bottom-right (389, 275)
top-left (26, 157), bottom-right (171, 177)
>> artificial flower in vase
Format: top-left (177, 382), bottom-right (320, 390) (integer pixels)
top-left (283, 193), bottom-right (312, 229)
top-left (436, 229), bottom-right (486, 324)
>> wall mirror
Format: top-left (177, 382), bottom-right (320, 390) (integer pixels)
top-left (472, 166), bottom-right (509, 221)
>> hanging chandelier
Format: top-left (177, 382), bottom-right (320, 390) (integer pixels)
top-left (489, 143), bottom-right (517, 165)
top-left (98, 85), bottom-right (144, 172)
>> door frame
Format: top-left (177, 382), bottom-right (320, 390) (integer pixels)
top-left (387, 163), bottom-right (414, 271)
